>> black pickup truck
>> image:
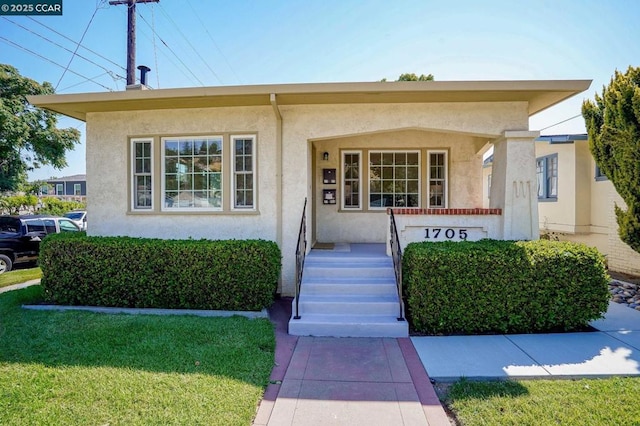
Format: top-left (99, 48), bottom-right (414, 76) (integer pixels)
top-left (0, 215), bottom-right (80, 274)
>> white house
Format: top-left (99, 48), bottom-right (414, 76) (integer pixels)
top-left (31, 80), bottom-right (591, 299)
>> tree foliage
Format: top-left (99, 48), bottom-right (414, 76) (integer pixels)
top-left (381, 72), bottom-right (435, 82)
top-left (582, 66), bottom-right (640, 253)
top-left (0, 64), bottom-right (80, 192)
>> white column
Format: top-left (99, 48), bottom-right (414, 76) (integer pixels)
top-left (490, 130), bottom-right (540, 240)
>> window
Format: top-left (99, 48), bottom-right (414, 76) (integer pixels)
top-left (369, 151), bottom-right (420, 208)
top-left (162, 136), bottom-right (223, 211)
top-left (232, 136), bottom-right (255, 209)
top-left (537, 154), bottom-right (558, 201)
top-left (59, 218), bottom-right (80, 232)
top-left (132, 138), bottom-right (153, 210)
top-left (428, 151), bottom-right (447, 208)
top-left (487, 174), bottom-right (492, 198)
top-left (595, 165), bottom-right (608, 181)
top-left (56, 183), bottom-right (64, 195)
top-left (342, 151), bottom-right (361, 209)
top-left (74, 184), bottom-right (82, 196)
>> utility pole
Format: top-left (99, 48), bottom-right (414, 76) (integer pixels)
top-left (109, 0), bottom-right (159, 86)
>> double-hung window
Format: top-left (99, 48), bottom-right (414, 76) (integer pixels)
top-left (536, 154), bottom-right (558, 201)
top-left (74, 184), bottom-right (82, 196)
top-left (56, 183), bottom-right (64, 195)
top-left (369, 151), bottom-right (420, 208)
top-left (162, 136), bottom-right (223, 211)
top-left (342, 151), bottom-right (361, 209)
top-left (428, 151), bottom-right (447, 208)
top-left (232, 135), bottom-right (256, 210)
top-left (132, 138), bottom-right (153, 210)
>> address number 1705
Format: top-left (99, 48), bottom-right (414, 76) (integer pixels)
top-left (424, 228), bottom-right (468, 240)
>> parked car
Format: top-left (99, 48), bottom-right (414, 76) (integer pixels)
top-left (0, 215), bottom-right (80, 274)
top-left (64, 210), bottom-right (87, 231)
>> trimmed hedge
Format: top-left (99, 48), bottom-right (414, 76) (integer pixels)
top-left (39, 233), bottom-right (281, 311)
top-left (403, 239), bottom-right (610, 335)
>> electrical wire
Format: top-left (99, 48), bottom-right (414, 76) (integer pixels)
top-left (55, 5), bottom-right (102, 89)
top-left (150, 3), bottom-right (160, 88)
top-left (538, 114), bottom-right (583, 131)
top-left (185, 0), bottom-right (242, 84)
top-left (157, 2), bottom-right (221, 84)
top-left (3, 17), bottom-right (127, 84)
top-left (26, 16), bottom-right (126, 73)
top-left (0, 37), bottom-right (114, 91)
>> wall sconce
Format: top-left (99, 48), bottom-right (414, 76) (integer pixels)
top-left (323, 151), bottom-right (329, 161)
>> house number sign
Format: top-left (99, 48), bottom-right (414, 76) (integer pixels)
top-left (425, 227), bottom-right (469, 240)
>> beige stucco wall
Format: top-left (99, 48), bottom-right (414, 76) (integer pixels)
top-left (86, 100), bottom-right (532, 296)
top-left (608, 191), bottom-right (640, 276)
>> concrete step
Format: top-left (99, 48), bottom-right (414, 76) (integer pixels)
top-left (303, 262), bottom-right (395, 279)
top-left (288, 313), bottom-right (409, 338)
top-left (297, 294), bottom-right (402, 316)
top-left (302, 277), bottom-right (398, 296)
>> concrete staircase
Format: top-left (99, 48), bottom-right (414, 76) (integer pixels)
top-left (288, 245), bottom-right (409, 338)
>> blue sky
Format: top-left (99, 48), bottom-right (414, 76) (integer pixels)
top-left (1, 0), bottom-right (639, 181)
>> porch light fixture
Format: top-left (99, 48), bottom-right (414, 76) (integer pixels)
top-left (323, 151), bottom-right (329, 161)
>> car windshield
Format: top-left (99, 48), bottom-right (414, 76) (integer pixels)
top-left (65, 212), bottom-right (84, 220)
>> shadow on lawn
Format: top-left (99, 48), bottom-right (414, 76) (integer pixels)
top-left (0, 286), bottom-right (275, 385)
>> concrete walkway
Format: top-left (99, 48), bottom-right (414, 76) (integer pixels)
top-left (254, 299), bottom-right (450, 426)
top-left (412, 301), bottom-right (640, 381)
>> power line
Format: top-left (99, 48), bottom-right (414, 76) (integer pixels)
top-left (55, 5), bottom-right (102, 89)
top-left (27, 16), bottom-right (126, 73)
top-left (185, 0), bottom-right (242, 84)
top-left (157, 2), bottom-right (221, 84)
top-left (538, 114), bottom-right (583, 131)
top-left (136, 11), bottom-right (205, 86)
top-left (3, 17), bottom-right (127, 83)
top-left (150, 3), bottom-right (160, 88)
top-left (0, 37), bottom-right (114, 91)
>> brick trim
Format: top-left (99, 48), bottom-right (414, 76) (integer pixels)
top-left (387, 208), bottom-right (502, 215)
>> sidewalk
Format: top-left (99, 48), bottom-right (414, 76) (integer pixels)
top-left (412, 301), bottom-right (640, 381)
top-left (254, 299), bottom-right (450, 426)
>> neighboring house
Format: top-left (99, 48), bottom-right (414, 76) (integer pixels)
top-left (31, 80), bottom-right (590, 296)
top-left (41, 174), bottom-right (87, 202)
top-left (484, 134), bottom-right (640, 276)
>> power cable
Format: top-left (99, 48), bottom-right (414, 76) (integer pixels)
top-left (156, 2), bottom-right (221, 84)
top-left (26, 16), bottom-right (126, 73)
top-left (185, 0), bottom-right (242, 84)
top-left (0, 37), bottom-right (114, 91)
top-left (538, 114), bottom-right (583, 131)
top-left (3, 17), bottom-right (127, 83)
top-left (55, 5), bottom-right (102, 89)
top-left (150, 3), bottom-right (160, 88)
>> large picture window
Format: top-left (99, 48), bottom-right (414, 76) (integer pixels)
top-left (232, 135), bottom-right (256, 209)
top-left (162, 136), bottom-right (223, 211)
top-left (342, 151), bottom-right (361, 209)
top-left (537, 154), bottom-right (557, 201)
top-left (369, 151), bottom-right (420, 209)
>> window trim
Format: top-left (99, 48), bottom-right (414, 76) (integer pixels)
top-left (160, 135), bottom-right (224, 213)
top-left (536, 153), bottom-right (558, 202)
top-left (231, 134), bottom-right (257, 211)
top-left (73, 183), bottom-right (82, 196)
top-left (368, 150), bottom-right (421, 210)
top-left (131, 137), bottom-right (154, 211)
top-left (341, 150), bottom-right (362, 210)
top-left (427, 150), bottom-right (448, 209)
top-left (55, 183), bottom-right (64, 195)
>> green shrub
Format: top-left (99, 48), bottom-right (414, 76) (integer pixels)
top-left (37, 198), bottom-right (85, 216)
top-left (403, 239), bottom-right (610, 335)
top-left (39, 233), bottom-right (281, 311)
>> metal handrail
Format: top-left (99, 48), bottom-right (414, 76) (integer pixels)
top-left (293, 198), bottom-right (307, 320)
top-left (389, 209), bottom-right (405, 321)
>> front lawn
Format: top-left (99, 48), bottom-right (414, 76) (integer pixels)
top-left (0, 286), bottom-right (275, 425)
top-left (442, 378), bottom-right (640, 425)
top-left (0, 266), bottom-right (42, 289)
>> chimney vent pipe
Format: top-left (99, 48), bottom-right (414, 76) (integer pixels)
top-left (137, 65), bottom-right (151, 86)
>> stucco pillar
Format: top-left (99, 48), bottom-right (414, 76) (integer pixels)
top-left (489, 130), bottom-right (540, 240)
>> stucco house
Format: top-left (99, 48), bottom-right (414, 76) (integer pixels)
top-left (484, 134), bottom-right (640, 276)
top-left (31, 80), bottom-right (591, 336)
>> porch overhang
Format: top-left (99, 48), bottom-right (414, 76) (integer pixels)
top-left (30, 80), bottom-right (591, 122)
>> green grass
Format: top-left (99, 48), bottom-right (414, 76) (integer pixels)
top-left (444, 378), bottom-right (640, 425)
top-left (0, 286), bottom-right (275, 425)
top-left (0, 266), bottom-right (42, 288)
